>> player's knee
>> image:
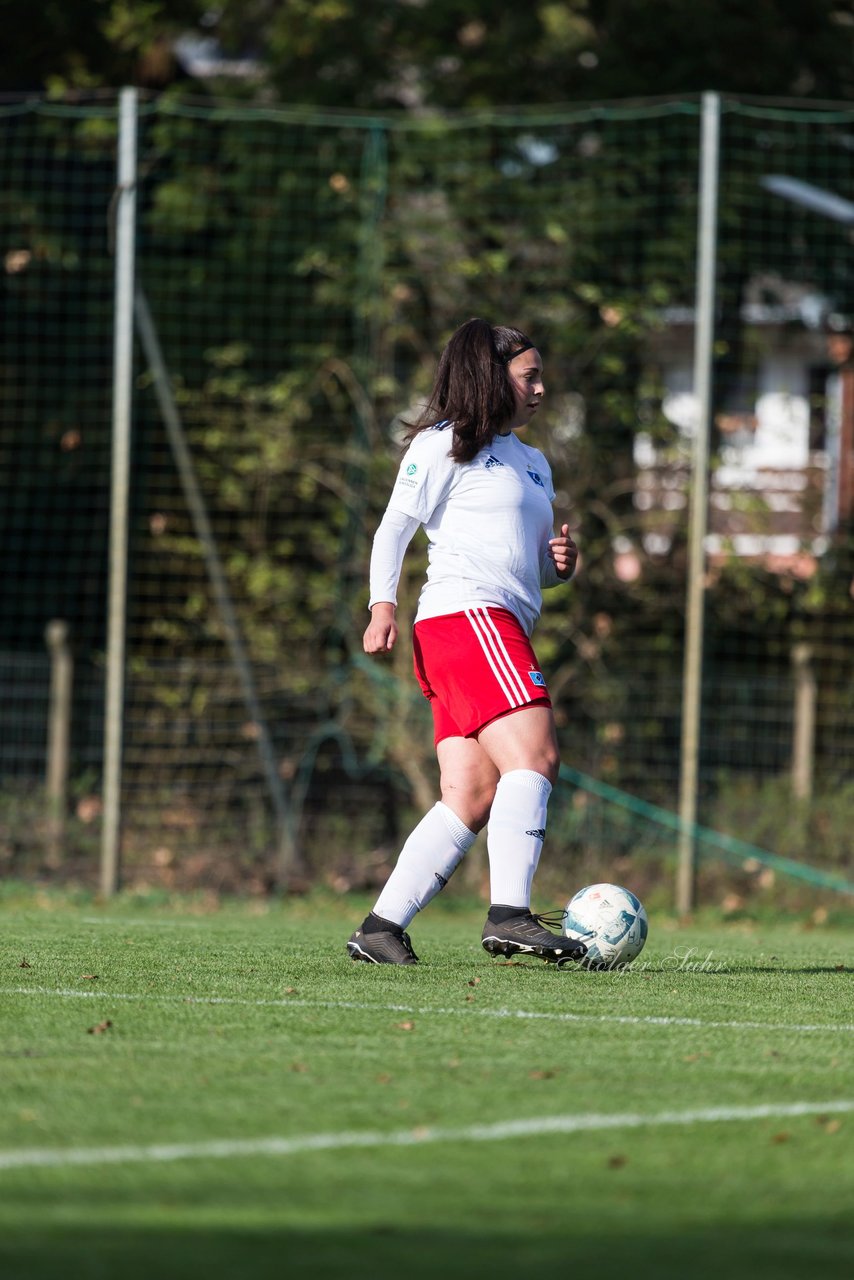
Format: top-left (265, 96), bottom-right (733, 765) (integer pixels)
top-left (440, 772), bottom-right (496, 831)
top-left (539, 747), bottom-right (561, 787)
top-left (510, 748), bottom-right (559, 787)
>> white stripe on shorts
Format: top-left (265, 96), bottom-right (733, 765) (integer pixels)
top-left (465, 608), bottom-right (530, 708)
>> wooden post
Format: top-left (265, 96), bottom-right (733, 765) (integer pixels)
top-left (45, 620), bottom-right (73, 863)
top-left (791, 643), bottom-right (816, 802)
top-left (837, 365), bottom-right (854, 524)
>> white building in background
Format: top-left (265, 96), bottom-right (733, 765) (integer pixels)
top-left (634, 287), bottom-right (853, 572)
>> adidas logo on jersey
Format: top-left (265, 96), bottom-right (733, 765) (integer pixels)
top-left (484, 454), bottom-right (504, 469)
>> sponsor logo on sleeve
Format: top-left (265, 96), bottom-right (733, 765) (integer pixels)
top-left (396, 461), bottom-right (419, 490)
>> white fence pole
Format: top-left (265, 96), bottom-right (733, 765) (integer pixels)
top-left (677, 90), bottom-right (720, 915)
top-left (101, 86), bottom-right (138, 897)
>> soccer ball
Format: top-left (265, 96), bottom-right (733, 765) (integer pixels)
top-left (563, 883), bottom-right (648, 969)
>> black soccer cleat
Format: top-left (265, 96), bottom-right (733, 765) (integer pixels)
top-left (481, 908), bottom-right (588, 966)
top-left (347, 914), bottom-right (419, 965)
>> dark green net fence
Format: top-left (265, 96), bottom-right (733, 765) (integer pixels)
top-left (1, 93), bottom-right (852, 898)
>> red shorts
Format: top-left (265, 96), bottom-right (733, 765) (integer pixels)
top-left (412, 607), bottom-right (551, 744)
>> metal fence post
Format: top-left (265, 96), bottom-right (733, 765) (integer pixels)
top-left (101, 86), bottom-right (138, 897)
top-left (677, 90), bottom-right (720, 915)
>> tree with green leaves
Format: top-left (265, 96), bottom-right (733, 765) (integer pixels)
top-left (8, 2), bottom-right (854, 109)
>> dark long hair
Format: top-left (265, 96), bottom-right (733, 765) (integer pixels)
top-left (405, 318), bottom-right (534, 463)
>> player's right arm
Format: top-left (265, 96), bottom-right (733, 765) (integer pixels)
top-left (363, 508), bottom-right (421, 653)
top-left (364, 600), bottom-right (398, 653)
top-left (364, 427), bottom-right (454, 654)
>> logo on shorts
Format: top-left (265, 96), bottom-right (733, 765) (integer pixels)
top-left (484, 454), bottom-right (504, 469)
top-left (527, 468), bottom-right (545, 488)
top-left (528, 669), bottom-right (547, 687)
top-left (526, 828), bottom-right (546, 841)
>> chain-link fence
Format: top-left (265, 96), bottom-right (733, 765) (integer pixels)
top-left (1, 92), bottom-right (852, 900)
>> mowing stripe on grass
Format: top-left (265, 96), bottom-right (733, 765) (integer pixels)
top-left (0, 1100), bottom-right (851, 1172)
top-left (4, 985), bottom-right (854, 1036)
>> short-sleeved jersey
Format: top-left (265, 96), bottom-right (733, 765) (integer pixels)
top-left (386, 423), bottom-right (559, 636)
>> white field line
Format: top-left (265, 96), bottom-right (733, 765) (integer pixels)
top-left (1, 1100), bottom-right (852, 1172)
top-left (3, 985), bottom-right (854, 1036)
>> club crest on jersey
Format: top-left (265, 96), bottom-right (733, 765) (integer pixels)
top-left (484, 453), bottom-right (504, 469)
top-left (528, 669), bottom-right (546, 687)
top-left (527, 468), bottom-right (544, 487)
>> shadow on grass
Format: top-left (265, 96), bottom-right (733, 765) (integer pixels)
top-left (2, 1219), bottom-right (851, 1280)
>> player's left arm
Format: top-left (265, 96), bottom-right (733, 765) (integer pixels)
top-left (547, 523), bottom-right (578, 581)
top-left (535, 451), bottom-right (577, 584)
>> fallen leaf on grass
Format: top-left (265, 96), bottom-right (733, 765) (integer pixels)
top-left (395, 1021), bottom-right (416, 1032)
top-left (771, 1131), bottom-right (790, 1144)
top-left (815, 1116), bottom-right (842, 1134)
top-left (376, 1073), bottom-right (393, 1085)
top-left (284, 987), bottom-right (298, 995)
top-left (607, 1154), bottom-right (628, 1169)
top-left (18, 958), bottom-right (31, 969)
top-left (467, 977), bottom-right (481, 987)
top-left (87, 1020), bottom-right (112, 1035)
top-left (80, 975), bottom-right (99, 981)
top-left (529, 1069), bottom-right (556, 1080)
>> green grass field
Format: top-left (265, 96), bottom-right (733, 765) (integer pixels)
top-left (1, 885), bottom-right (852, 1280)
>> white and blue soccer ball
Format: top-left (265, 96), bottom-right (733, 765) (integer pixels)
top-left (563, 883), bottom-right (648, 969)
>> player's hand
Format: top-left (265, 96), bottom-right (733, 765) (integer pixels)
top-left (363, 602), bottom-right (398, 653)
top-left (549, 524), bottom-right (578, 579)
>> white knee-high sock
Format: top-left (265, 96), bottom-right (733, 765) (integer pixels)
top-left (372, 802), bottom-right (477, 929)
top-left (486, 769), bottom-right (552, 908)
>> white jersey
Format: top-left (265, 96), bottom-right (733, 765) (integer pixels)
top-left (384, 423), bottom-right (562, 636)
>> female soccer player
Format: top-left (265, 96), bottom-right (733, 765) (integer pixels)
top-left (347, 317), bottom-right (587, 967)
